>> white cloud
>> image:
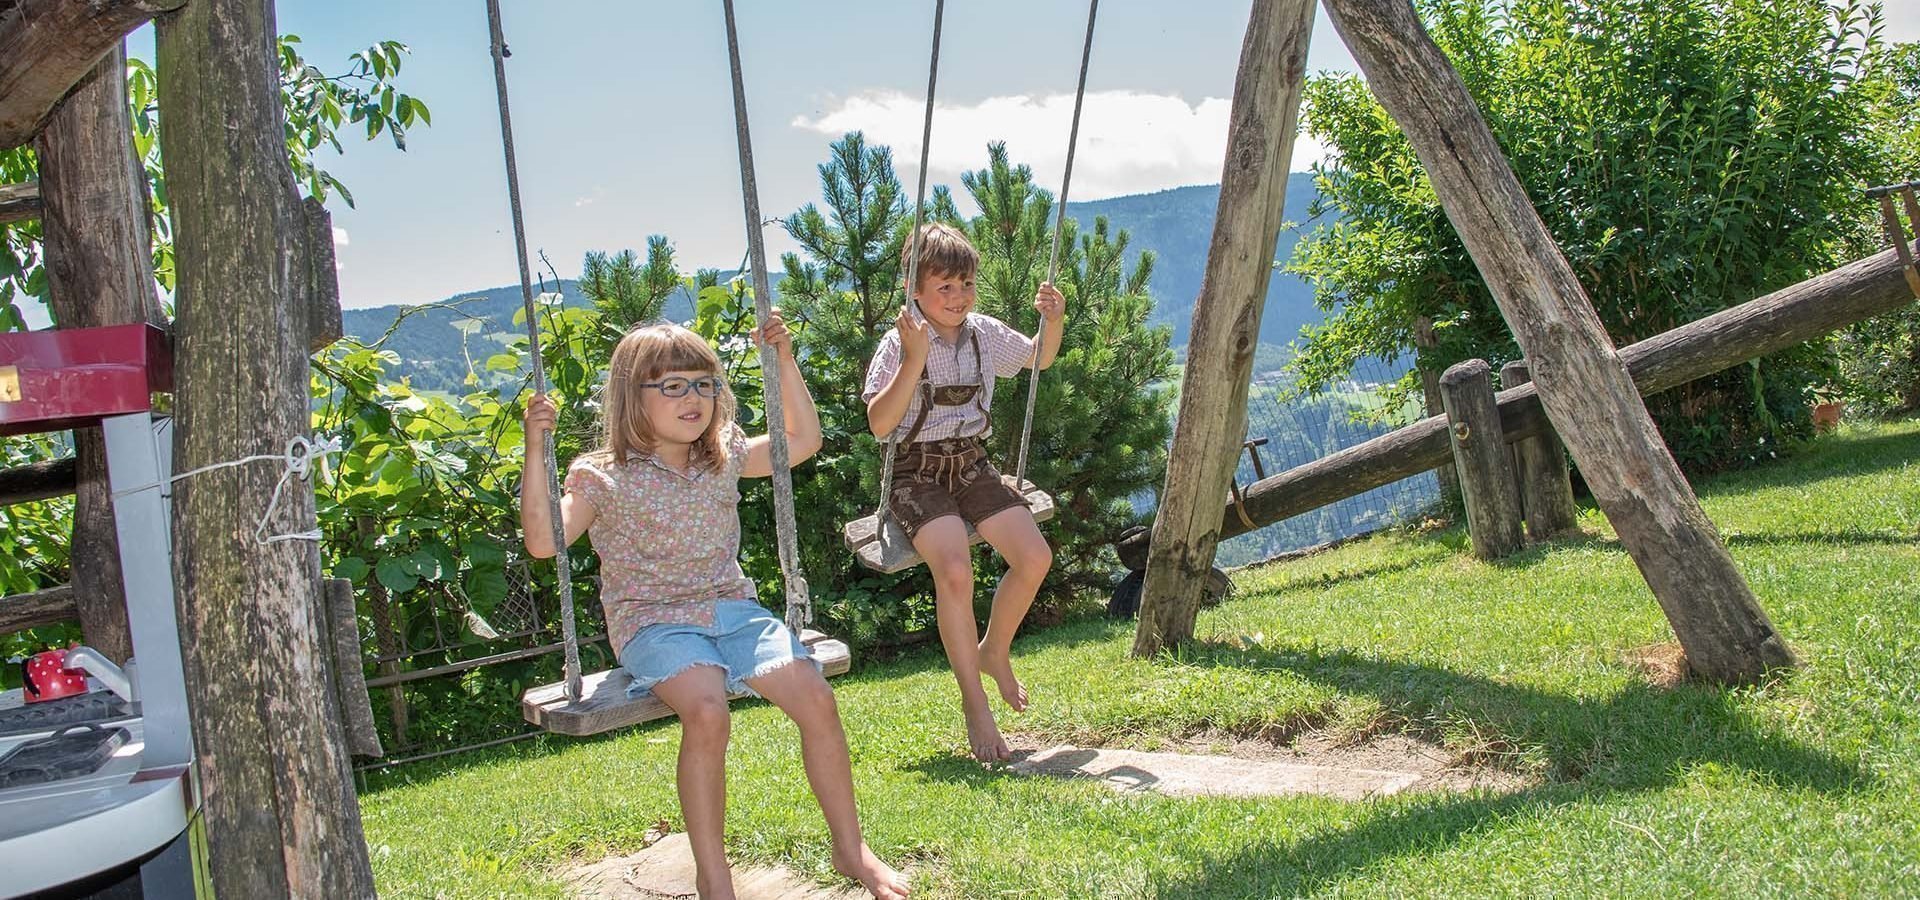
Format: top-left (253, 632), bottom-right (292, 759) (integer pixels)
top-left (332, 226), bottom-right (349, 247)
top-left (793, 90), bottom-right (1326, 202)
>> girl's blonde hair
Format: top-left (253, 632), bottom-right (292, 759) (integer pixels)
top-left (595, 322), bottom-right (736, 474)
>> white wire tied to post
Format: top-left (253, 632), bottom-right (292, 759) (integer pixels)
top-left (111, 435), bottom-right (343, 545)
top-left (722, 0), bottom-right (812, 632)
top-left (876, 0), bottom-right (947, 520)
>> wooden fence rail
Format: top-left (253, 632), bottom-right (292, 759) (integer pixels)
top-left (1119, 246), bottom-right (1919, 559)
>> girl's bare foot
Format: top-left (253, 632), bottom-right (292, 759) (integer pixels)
top-left (833, 843), bottom-right (910, 899)
top-left (962, 703), bottom-right (1012, 763)
top-left (977, 645), bottom-right (1029, 712)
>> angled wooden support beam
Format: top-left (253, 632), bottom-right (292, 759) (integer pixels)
top-left (0, 0), bottom-right (190, 149)
top-left (0, 180), bottom-right (40, 223)
top-left (1132, 0), bottom-right (1318, 658)
top-left (1323, 0), bottom-right (1794, 682)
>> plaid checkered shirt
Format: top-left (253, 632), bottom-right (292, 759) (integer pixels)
top-left (862, 312), bottom-right (1037, 443)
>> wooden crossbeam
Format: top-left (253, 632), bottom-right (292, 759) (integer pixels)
top-left (0, 456), bottom-right (77, 507)
top-left (0, 0), bottom-right (189, 149)
top-left (0, 583), bottom-right (76, 633)
top-left (0, 180), bottom-right (39, 223)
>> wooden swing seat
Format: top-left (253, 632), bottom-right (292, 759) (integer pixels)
top-left (521, 630), bottom-right (852, 736)
top-left (843, 477), bottom-right (1055, 574)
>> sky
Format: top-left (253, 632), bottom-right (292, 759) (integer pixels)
top-left (104, 0), bottom-right (1920, 315)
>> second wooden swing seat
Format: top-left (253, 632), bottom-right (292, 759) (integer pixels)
top-left (842, 480), bottom-right (1056, 574)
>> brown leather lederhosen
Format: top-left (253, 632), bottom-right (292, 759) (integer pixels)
top-left (885, 330), bottom-right (1028, 538)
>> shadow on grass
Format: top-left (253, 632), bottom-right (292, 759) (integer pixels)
top-left (1243, 551), bottom-right (1450, 595)
top-left (1154, 641), bottom-right (1865, 897)
top-left (1724, 529), bottom-right (1919, 549)
top-left (1697, 427), bottom-right (1920, 494)
top-left (904, 637), bottom-right (1868, 897)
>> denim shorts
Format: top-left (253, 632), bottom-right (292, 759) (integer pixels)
top-left (617, 599), bottom-right (816, 698)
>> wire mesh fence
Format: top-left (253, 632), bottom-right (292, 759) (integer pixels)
top-left (1213, 354), bottom-right (1444, 568)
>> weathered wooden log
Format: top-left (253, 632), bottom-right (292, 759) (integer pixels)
top-left (0, 0), bottom-right (189, 150)
top-left (1133, 0), bottom-right (1318, 658)
top-left (1322, 0), bottom-right (1793, 682)
top-left (1116, 247), bottom-right (1920, 565)
top-left (0, 456), bottom-right (77, 505)
top-left (0, 583), bottom-right (76, 633)
top-left (0, 180), bottom-right (40, 223)
top-left (1501, 360), bottom-right (1578, 540)
top-left (1440, 360), bottom-right (1523, 559)
top-left (156, 0), bottom-right (377, 893)
top-left (38, 43), bottom-right (166, 663)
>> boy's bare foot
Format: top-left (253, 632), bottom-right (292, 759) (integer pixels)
top-left (833, 843), bottom-right (911, 899)
top-left (977, 645), bottom-right (1029, 712)
top-left (962, 703), bottom-right (1012, 763)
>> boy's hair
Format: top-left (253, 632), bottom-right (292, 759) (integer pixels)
top-left (594, 322), bottom-right (737, 475)
top-left (901, 222), bottom-right (978, 293)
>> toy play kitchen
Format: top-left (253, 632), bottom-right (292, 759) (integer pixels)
top-left (0, 324), bottom-right (203, 896)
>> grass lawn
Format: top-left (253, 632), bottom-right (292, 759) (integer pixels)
top-left (360, 419), bottom-right (1920, 898)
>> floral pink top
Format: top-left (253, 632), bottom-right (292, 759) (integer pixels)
top-left (564, 422), bottom-right (757, 654)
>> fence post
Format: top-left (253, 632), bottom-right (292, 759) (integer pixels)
top-left (1440, 359), bottom-right (1524, 559)
top-left (1500, 360), bottom-right (1579, 540)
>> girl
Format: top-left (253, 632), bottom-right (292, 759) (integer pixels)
top-left (522, 313), bottom-right (907, 900)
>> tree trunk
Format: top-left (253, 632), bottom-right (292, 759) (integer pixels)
top-left (35, 44), bottom-right (165, 664)
top-left (359, 517), bottom-right (410, 749)
top-left (1322, 0), bottom-right (1795, 683)
top-left (1414, 314), bottom-right (1462, 511)
top-left (1133, 0), bottom-right (1316, 658)
top-left (154, 0), bottom-right (376, 895)
top-left (0, 0), bottom-right (188, 150)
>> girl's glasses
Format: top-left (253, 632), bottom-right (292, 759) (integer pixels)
top-left (638, 376), bottom-right (723, 398)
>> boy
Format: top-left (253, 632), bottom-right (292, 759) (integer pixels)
top-left (863, 222), bottom-right (1064, 762)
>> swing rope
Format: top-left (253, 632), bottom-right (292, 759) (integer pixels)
top-left (875, 0), bottom-right (947, 519)
top-left (1016, 0), bottom-right (1100, 486)
top-left (723, 0), bottom-right (812, 633)
top-left (486, 0), bottom-right (581, 703)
